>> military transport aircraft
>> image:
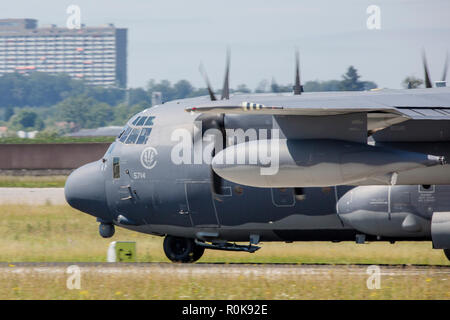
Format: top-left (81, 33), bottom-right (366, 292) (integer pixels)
top-left (65, 51), bottom-right (450, 263)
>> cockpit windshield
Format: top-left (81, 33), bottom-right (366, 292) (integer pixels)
top-left (125, 128), bottom-right (140, 144)
top-left (117, 116), bottom-right (155, 145)
top-left (136, 127), bottom-right (152, 144)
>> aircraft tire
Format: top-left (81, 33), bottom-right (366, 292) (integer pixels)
top-left (444, 249), bottom-right (450, 261)
top-left (192, 244), bottom-right (205, 262)
top-left (99, 223), bottom-right (115, 238)
top-left (163, 236), bottom-right (203, 263)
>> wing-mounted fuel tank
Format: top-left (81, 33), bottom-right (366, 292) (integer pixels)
top-left (212, 139), bottom-right (445, 188)
top-left (336, 186), bottom-right (431, 238)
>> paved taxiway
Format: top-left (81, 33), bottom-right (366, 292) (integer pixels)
top-left (0, 188), bottom-right (66, 205)
top-left (1, 263), bottom-right (449, 277)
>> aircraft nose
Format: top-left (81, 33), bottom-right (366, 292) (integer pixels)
top-left (65, 161), bottom-right (111, 221)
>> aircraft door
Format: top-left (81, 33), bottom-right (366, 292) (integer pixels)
top-left (185, 182), bottom-right (219, 227)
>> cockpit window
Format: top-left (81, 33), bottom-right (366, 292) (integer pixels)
top-left (125, 128), bottom-right (140, 144)
top-left (117, 129), bottom-right (125, 140)
top-left (144, 116), bottom-right (155, 126)
top-left (136, 127), bottom-right (152, 145)
top-left (119, 115), bottom-right (156, 145)
top-left (119, 126), bottom-right (132, 143)
top-left (132, 116), bottom-right (141, 125)
top-left (136, 116), bottom-right (147, 126)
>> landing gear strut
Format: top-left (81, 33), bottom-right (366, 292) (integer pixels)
top-left (444, 249), bottom-right (450, 261)
top-left (163, 236), bottom-right (205, 263)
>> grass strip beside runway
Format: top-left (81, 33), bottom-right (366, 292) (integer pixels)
top-left (0, 176), bottom-right (67, 188)
top-left (0, 263), bottom-right (448, 299)
top-left (0, 204), bottom-right (449, 265)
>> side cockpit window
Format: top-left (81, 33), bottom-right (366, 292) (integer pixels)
top-left (119, 126), bottom-right (132, 143)
top-left (113, 157), bottom-right (120, 179)
top-left (118, 115), bottom-right (156, 145)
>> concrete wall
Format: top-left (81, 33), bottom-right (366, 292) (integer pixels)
top-left (0, 143), bottom-right (110, 169)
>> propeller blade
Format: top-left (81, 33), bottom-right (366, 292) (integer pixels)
top-left (199, 63), bottom-right (217, 101)
top-left (197, 114), bottom-right (226, 195)
top-left (211, 167), bottom-right (223, 195)
top-left (442, 52), bottom-right (448, 82)
top-left (210, 133), bottom-right (225, 195)
top-left (422, 50), bottom-right (433, 88)
top-left (293, 50), bottom-right (302, 95)
top-left (221, 49), bottom-right (230, 100)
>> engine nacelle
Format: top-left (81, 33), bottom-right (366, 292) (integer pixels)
top-left (336, 186), bottom-right (431, 238)
top-left (431, 211), bottom-right (450, 249)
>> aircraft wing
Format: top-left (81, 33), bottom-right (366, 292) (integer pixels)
top-left (185, 87), bottom-right (450, 120)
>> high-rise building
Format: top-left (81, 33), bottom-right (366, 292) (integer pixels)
top-left (0, 19), bottom-right (127, 87)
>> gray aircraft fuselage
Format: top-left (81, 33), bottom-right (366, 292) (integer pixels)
top-left (65, 95), bottom-right (448, 245)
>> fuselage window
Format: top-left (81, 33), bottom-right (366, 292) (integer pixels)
top-left (132, 116), bottom-right (141, 125)
top-left (136, 116), bottom-right (148, 126)
top-left (119, 126), bottom-right (132, 143)
top-left (113, 157), bottom-right (120, 179)
top-left (144, 116), bottom-right (155, 126)
top-left (136, 127), bottom-right (152, 144)
top-left (125, 128), bottom-right (141, 144)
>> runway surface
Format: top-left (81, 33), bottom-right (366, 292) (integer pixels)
top-left (0, 188), bottom-right (66, 205)
top-left (1, 263), bottom-right (449, 277)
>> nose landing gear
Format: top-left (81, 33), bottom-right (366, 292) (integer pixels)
top-left (163, 235), bottom-right (205, 263)
top-left (99, 223), bottom-right (115, 238)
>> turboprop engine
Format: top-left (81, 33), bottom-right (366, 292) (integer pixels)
top-left (211, 139), bottom-right (445, 188)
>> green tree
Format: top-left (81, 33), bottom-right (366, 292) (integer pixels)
top-left (255, 80), bottom-right (269, 93)
top-left (85, 102), bottom-right (115, 128)
top-left (173, 80), bottom-right (194, 99)
top-left (112, 102), bottom-right (150, 126)
top-left (3, 106), bottom-right (14, 122)
top-left (0, 72), bottom-right (125, 108)
top-left (402, 76), bottom-right (424, 89)
top-left (147, 79), bottom-right (176, 103)
top-left (235, 84), bottom-right (251, 93)
top-left (9, 110), bottom-right (44, 131)
top-left (56, 95), bottom-right (97, 129)
top-left (128, 88), bottom-right (150, 105)
top-left (340, 66), bottom-right (365, 91)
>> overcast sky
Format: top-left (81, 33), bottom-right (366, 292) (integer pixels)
top-left (1, 0), bottom-right (449, 90)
